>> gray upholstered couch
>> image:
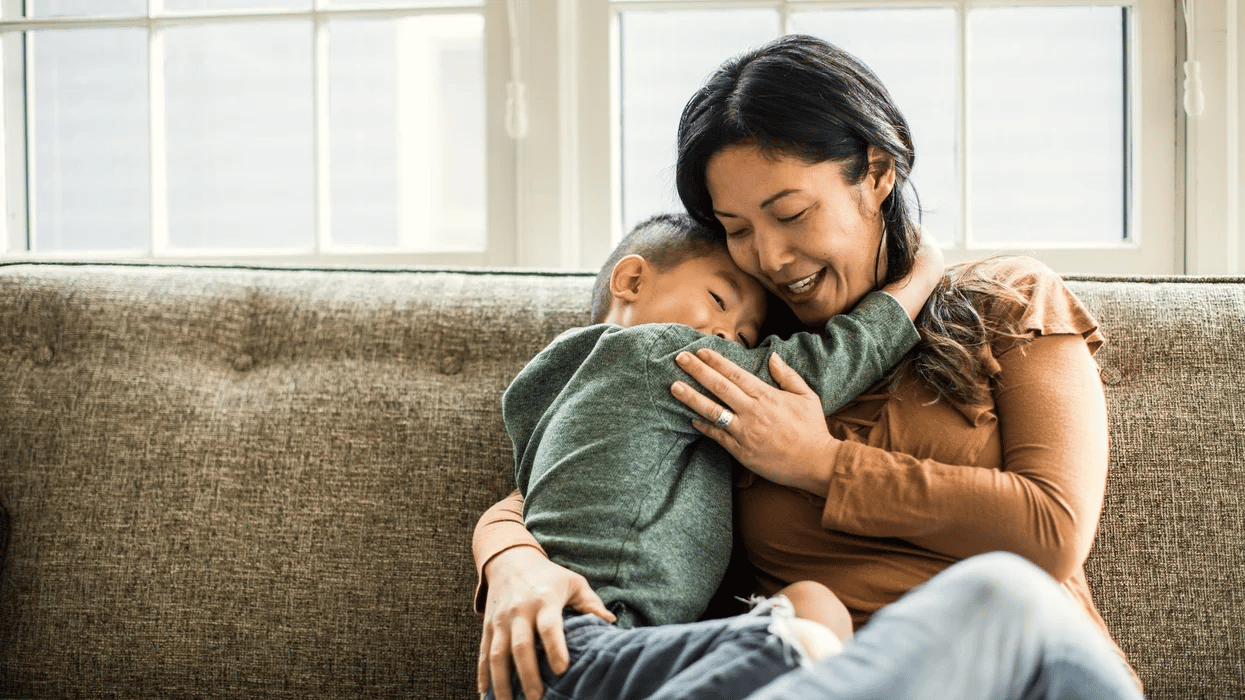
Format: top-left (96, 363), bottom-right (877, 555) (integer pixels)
top-left (0, 261), bottom-right (1241, 699)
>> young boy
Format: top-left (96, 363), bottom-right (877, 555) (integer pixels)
top-left (494, 213), bottom-right (939, 699)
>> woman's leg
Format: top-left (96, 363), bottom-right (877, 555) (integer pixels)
top-left (743, 552), bottom-right (1142, 700)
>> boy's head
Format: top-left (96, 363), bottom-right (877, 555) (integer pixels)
top-left (591, 213), bottom-right (767, 348)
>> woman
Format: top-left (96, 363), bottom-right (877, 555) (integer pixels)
top-left (475, 34), bottom-right (1137, 700)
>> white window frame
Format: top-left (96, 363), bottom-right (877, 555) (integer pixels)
top-left (562, 0), bottom-right (1181, 275)
top-left (0, 0), bottom-right (519, 266)
top-left (4, 0), bottom-right (1241, 275)
top-left (1184, 0), bottom-right (1245, 275)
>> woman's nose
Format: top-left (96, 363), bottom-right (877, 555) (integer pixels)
top-left (753, 228), bottom-right (794, 274)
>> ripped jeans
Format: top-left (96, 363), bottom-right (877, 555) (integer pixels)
top-left (484, 597), bottom-right (809, 700)
top-left (485, 552), bottom-right (1143, 700)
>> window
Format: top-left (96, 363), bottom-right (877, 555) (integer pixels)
top-left (0, 0), bottom-right (1188, 273)
top-left (606, 0), bottom-right (1179, 274)
top-left (1, 0), bottom-right (503, 264)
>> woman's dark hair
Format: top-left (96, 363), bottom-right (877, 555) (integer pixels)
top-left (675, 34), bottom-right (1026, 404)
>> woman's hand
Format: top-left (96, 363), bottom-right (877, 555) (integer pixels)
top-left (671, 349), bottom-right (840, 494)
top-left (478, 546), bottom-right (616, 700)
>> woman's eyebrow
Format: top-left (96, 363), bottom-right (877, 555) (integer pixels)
top-left (713, 188), bottom-right (802, 219)
top-left (760, 188), bottom-right (801, 209)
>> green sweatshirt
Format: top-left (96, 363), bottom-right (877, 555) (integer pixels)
top-left (503, 291), bottom-right (920, 629)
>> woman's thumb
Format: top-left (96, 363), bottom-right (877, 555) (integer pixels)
top-left (568, 581), bottom-right (616, 623)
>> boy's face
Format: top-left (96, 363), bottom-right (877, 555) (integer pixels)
top-left (628, 248), bottom-right (767, 348)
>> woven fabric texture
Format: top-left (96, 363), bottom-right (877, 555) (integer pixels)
top-left (0, 263), bottom-right (1241, 699)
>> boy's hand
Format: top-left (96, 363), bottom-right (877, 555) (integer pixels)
top-left (881, 226), bottom-right (944, 321)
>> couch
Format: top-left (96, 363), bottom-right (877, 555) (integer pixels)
top-left (0, 261), bottom-right (1241, 699)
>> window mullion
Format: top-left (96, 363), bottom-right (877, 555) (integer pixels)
top-left (312, 8), bottom-right (330, 255)
top-left (957, 0), bottom-right (969, 249)
top-left (22, 26), bottom-right (34, 252)
top-left (149, 0), bottom-right (169, 256)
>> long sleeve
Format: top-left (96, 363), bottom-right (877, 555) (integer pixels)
top-left (821, 332), bottom-right (1109, 582)
top-left (472, 488), bottom-right (542, 614)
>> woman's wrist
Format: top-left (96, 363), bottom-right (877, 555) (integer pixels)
top-left (789, 434), bottom-right (842, 495)
top-left (483, 544), bottom-right (549, 586)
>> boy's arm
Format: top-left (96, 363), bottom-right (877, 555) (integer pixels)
top-left (880, 225), bottom-right (945, 321)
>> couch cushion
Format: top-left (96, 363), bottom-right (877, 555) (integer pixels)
top-left (0, 263), bottom-right (591, 699)
top-left (1067, 275), bottom-right (1245, 700)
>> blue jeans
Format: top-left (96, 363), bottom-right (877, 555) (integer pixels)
top-left (488, 552), bottom-right (1143, 700)
top-left (745, 552), bottom-right (1143, 700)
top-left (485, 599), bottom-right (806, 700)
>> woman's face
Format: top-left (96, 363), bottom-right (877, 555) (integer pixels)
top-left (704, 144), bottom-right (894, 327)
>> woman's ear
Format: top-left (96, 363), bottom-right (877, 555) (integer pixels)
top-left (865, 145), bottom-right (896, 210)
top-left (609, 254), bottom-right (649, 303)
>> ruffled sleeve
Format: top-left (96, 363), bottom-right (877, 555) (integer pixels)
top-left (975, 256), bottom-right (1105, 361)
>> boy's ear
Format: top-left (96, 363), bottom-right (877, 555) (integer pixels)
top-left (609, 254), bottom-right (649, 303)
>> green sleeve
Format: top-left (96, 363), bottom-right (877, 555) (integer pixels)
top-left (643, 291), bottom-right (920, 423)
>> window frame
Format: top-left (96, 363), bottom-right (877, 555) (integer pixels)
top-left (0, 0), bottom-right (518, 266)
top-left (578, 0), bottom-right (1180, 275)
top-left (0, 0), bottom-right (1202, 274)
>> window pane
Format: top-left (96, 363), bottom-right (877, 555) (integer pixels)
top-left (619, 9), bottom-right (778, 235)
top-left (165, 21), bottom-right (313, 250)
top-left (163, 0), bottom-right (311, 10)
top-left (329, 14), bottom-right (484, 252)
top-left (329, 19), bottom-right (398, 247)
top-left (970, 6), bottom-right (1127, 246)
top-left (792, 9), bottom-right (958, 247)
top-left (28, 0), bottom-right (146, 17)
top-left (30, 28), bottom-right (150, 252)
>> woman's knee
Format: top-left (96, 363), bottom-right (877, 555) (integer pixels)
top-left (936, 552), bottom-right (1063, 621)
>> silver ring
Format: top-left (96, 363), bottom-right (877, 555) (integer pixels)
top-left (714, 408), bottom-right (734, 429)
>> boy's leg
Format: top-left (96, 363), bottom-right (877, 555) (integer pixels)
top-left (487, 604), bottom-right (810, 700)
top-left (741, 552), bottom-right (1143, 700)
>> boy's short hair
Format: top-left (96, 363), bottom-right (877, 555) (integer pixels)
top-left (589, 213), bottom-right (726, 323)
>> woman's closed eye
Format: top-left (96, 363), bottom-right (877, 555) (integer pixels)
top-left (777, 208), bottom-right (809, 224)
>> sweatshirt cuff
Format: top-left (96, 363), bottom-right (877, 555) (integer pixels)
top-left (847, 291), bottom-right (921, 349)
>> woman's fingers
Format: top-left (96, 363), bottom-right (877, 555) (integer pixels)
top-left (488, 620), bottom-right (516, 700)
top-left (510, 617), bottom-right (545, 700)
top-left (769, 353), bottom-right (816, 396)
top-left (477, 618), bottom-right (495, 694)
top-left (684, 348), bottom-right (774, 400)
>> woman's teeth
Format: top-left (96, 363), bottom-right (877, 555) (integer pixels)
top-left (786, 271), bottom-right (819, 295)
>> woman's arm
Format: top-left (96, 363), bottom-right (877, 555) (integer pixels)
top-left (473, 491), bottom-right (615, 700)
top-left (820, 333), bottom-right (1108, 581)
top-left (674, 332), bottom-right (1108, 583)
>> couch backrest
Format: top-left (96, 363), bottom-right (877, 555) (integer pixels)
top-left (1066, 276), bottom-right (1245, 698)
top-left (0, 263), bottom-right (1241, 699)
